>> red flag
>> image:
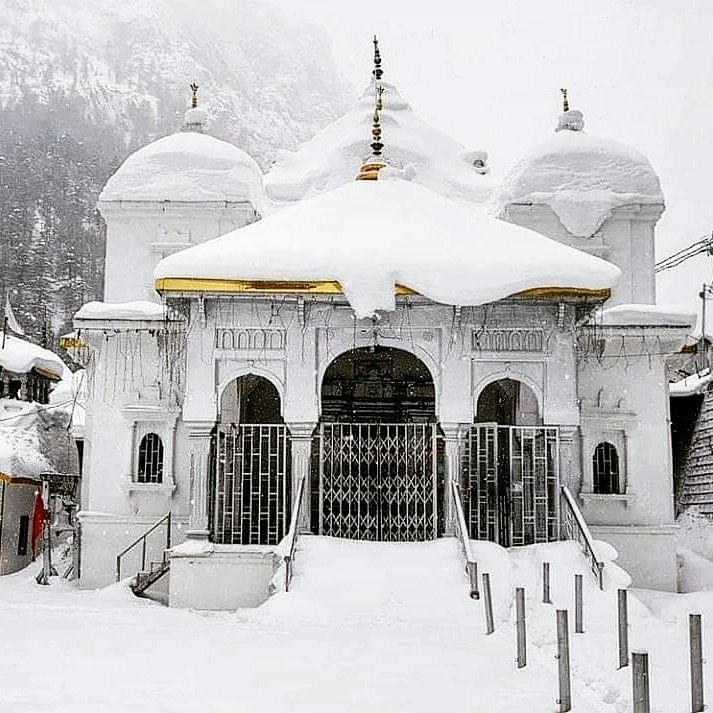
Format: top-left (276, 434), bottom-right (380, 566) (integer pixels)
top-left (31, 491), bottom-right (46, 561)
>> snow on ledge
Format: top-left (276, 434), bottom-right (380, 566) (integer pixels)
top-left (0, 334), bottom-right (65, 379)
top-left (670, 369), bottom-right (713, 398)
top-left (75, 301), bottom-right (168, 322)
top-left (155, 179), bottom-right (621, 319)
top-left (594, 303), bottom-right (696, 328)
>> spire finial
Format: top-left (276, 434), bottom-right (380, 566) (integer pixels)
top-left (356, 84), bottom-right (386, 180)
top-left (190, 82), bottom-right (199, 109)
top-left (560, 87), bottom-right (569, 113)
top-left (372, 35), bottom-right (383, 83)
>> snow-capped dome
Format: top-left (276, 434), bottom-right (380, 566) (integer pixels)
top-left (493, 109), bottom-right (664, 237)
top-left (100, 129), bottom-right (264, 207)
top-left (265, 82), bottom-right (494, 206)
top-left (155, 178), bottom-right (620, 319)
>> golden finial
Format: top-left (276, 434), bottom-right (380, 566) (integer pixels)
top-left (560, 88), bottom-right (569, 112)
top-left (190, 82), bottom-right (199, 109)
top-left (372, 35), bottom-right (383, 83)
top-left (356, 84), bottom-right (386, 181)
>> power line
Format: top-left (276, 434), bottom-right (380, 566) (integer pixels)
top-left (655, 233), bottom-right (713, 273)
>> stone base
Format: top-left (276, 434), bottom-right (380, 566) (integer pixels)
top-left (590, 524), bottom-right (678, 591)
top-left (168, 543), bottom-right (280, 609)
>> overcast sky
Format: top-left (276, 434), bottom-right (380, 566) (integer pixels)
top-left (276, 0), bottom-right (713, 318)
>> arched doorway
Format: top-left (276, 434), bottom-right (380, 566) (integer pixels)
top-left (317, 347), bottom-right (441, 541)
top-left (211, 375), bottom-right (291, 546)
top-left (465, 378), bottom-right (558, 547)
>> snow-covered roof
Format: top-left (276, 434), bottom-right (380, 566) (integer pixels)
top-left (670, 369), bottom-right (713, 398)
top-left (493, 110), bottom-right (664, 237)
top-left (75, 300), bottom-right (168, 322)
top-left (99, 131), bottom-right (264, 207)
top-left (265, 82), bottom-right (494, 206)
top-left (0, 334), bottom-right (65, 380)
top-left (594, 304), bottom-right (696, 329)
top-left (155, 178), bottom-right (621, 319)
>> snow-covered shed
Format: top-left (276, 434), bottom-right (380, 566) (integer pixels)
top-left (75, 43), bottom-right (693, 606)
top-left (0, 333), bottom-right (65, 404)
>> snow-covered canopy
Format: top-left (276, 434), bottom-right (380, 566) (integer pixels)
top-left (75, 301), bottom-right (168, 322)
top-left (0, 334), bottom-right (65, 380)
top-left (155, 178), bottom-right (621, 319)
top-left (670, 369), bottom-right (713, 398)
top-left (493, 109), bottom-right (664, 237)
top-left (594, 303), bottom-right (696, 328)
top-left (99, 131), bottom-right (264, 208)
top-left (265, 82), bottom-right (494, 206)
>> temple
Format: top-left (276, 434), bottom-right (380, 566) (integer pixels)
top-left (73, 42), bottom-right (693, 608)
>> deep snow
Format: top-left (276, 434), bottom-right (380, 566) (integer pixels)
top-left (0, 536), bottom-right (710, 712)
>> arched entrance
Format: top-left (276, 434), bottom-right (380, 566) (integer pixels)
top-left (464, 378), bottom-right (558, 547)
top-left (317, 347), bottom-right (440, 541)
top-left (211, 375), bottom-right (291, 546)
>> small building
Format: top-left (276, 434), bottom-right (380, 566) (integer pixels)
top-left (0, 333), bottom-right (65, 403)
top-left (76, 47), bottom-right (693, 607)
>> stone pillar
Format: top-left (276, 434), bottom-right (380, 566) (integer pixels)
top-left (186, 422), bottom-right (214, 540)
top-left (441, 423), bottom-right (466, 537)
top-left (287, 422), bottom-right (317, 533)
top-left (558, 425), bottom-right (580, 494)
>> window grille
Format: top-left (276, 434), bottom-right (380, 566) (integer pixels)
top-left (593, 442), bottom-right (620, 494)
top-left (137, 433), bottom-right (164, 484)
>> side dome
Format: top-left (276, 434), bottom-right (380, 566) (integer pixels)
top-left (99, 129), bottom-right (265, 208)
top-left (493, 109), bottom-right (664, 237)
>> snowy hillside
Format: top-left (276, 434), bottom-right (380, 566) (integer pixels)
top-left (0, 0), bottom-right (350, 344)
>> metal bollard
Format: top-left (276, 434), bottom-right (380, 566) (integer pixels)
top-left (690, 613), bottom-right (704, 713)
top-left (516, 587), bottom-right (527, 668)
top-left (556, 609), bottom-right (572, 712)
top-left (574, 574), bottom-right (584, 634)
top-left (617, 589), bottom-right (629, 669)
top-left (482, 572), bottom-right (495, 635)
top-left (467, 561), bottom-right (480, 600)
top-left (632, 650), bottom-right (651, 713)
top-left (543, 561), bottom-right (552, 604)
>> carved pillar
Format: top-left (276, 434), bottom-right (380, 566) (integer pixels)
top-left (287, 422), bottom-right (317, 533)
top-left (558, 425), bottom-right (580, 494)
top-left (441, 423), bottom-right (466, 537)
top-left (186, 422), bottom-right (214, 540)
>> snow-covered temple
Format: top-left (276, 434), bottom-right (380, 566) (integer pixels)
top-left (74, 45), bottom-right (694, 607)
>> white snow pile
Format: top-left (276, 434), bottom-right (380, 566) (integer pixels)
top-left (593, 303), bottom-right (696, 328)
top-left (493, 110), bottom-right (664, 237)
top-left (99, 131), bottom-right (264, 207)
top-left (265, 82), bottom-right (494, 206)
top-left (670, 368), bottom-right (713, 397)
top-left (75, 300), bottom-right (168, 322)
top-left (155, 179), bottom-right (621, 319)
top-left (0, 400), bottom-right (50, 479)
top-left (0, 333), bottom-right (65, 380)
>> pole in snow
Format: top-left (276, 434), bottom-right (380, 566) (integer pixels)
top-left (556, 609), bottom-right (572, 712)
top-left (574, 574), bottom-right (584, 633)
top-left (516, 587), bottom-right (527, 668)
top-left (618, 588), bottom-right (630, 668)
top-left (632, 651), bottom-right (651, 713)
top-left (690, 613), bottom-right (704, 713)
top-left (543, 561), bottom-right (552, 604)
top-left (482, 573), bottom-right (495, 635)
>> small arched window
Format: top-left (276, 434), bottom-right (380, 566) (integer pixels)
top-left (593, 442), bottom-right (620, 494)
top-left (137, 433), bottom-right (164, 484)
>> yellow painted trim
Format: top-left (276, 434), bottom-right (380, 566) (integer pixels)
top-left (155, 277), bottom-right (417, 296)
top-left (0, 471), bottom-right (40, 486)
top-left (59, 336), bottom-right (87, 350)
top-left (155, 277), bottom-right (609, 302)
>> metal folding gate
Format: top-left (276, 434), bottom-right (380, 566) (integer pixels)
top-left (461, 424), bottom-right (559, 546)
top-left (212, 424), bottom-right (291, 545)
top-left (319, 423), bottom-right (437, 541)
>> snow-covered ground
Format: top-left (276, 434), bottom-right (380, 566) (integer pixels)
top-left (0, 537), bottom-right (711, 712)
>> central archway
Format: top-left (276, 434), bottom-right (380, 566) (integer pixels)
top-left (316, 347), bottom-right (441, 541)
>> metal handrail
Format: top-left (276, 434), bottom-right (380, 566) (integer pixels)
top-left (283, 475), bottom-right (307, 592)
top-left (116, 512), bottom-right (172, 582)
top-left (450, 479), bottom-right (479, 599)
top-left (560, 485), bottom-right (605, 590)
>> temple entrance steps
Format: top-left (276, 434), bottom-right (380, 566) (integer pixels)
top-left (262, 536), bottom-right (619, 712)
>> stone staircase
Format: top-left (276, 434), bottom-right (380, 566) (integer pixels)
top-left (679, 387), bottom-right (713, 514)
top-left (132, 556), bottom-right (170, 604)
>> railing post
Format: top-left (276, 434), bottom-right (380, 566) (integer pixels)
top-left (543, 562), bottom-right (552, 604)
top-left (116, 557), bottom-right (121, 583)
top-left (574, 574), bottom-right (584, 634)
top-left (467, 561), bottom-right (479, 600)
top-left (516, 587), bottom-right (527, 668)
top-left (141, 537), bottom-right (147, 572)
top-left (556, 609), bottom-right (571, 712)
top-left (482, 573), bottom-right (495, 635)
top-left (166, 512), bottom-right (172, 550)
top-left (690, 613), bottom-right (704, 713)
top-left (632, 651), bottom-right (651, 713)
top-left (618, 589), bottom-right (630, 669)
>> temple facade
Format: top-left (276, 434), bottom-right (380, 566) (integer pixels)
top-left (74, 44), bottom-right (693, 608)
